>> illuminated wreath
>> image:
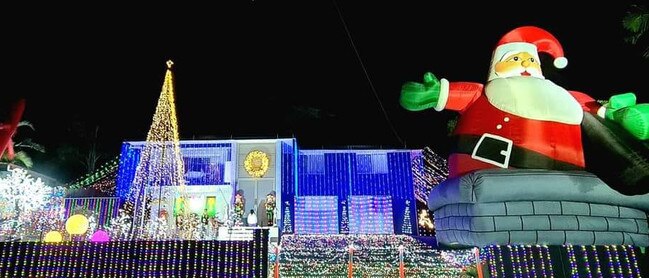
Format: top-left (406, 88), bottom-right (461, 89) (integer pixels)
top-left (244, 150), bottom-right (270, 178)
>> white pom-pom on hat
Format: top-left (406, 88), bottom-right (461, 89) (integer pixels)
top-left (554, 57), bottom-right (568, 69)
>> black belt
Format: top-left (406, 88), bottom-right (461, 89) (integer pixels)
top-left (451, 134), bottom-right (584, 171)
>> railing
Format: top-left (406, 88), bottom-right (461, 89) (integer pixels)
top-left (0, 229), bottom-right (268, 277)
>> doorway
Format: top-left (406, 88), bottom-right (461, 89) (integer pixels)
top-left (238, 177), bottom-right (275, 226)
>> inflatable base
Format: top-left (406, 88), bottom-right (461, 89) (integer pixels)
top-left (429, 169), bottom-right (649, 247)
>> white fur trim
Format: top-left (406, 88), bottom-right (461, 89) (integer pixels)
top-left (554, 57), bottom-right (568, 68)
top-left (434, 78), bottom-right (449, 111)
top-left (485, 77), bottom-right (583, 124)
top-left (597, 106), bottom-right (606, 118)
top-left (495, 42), bottom-right (537, 61)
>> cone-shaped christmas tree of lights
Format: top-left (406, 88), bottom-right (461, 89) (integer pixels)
top-left (401, 200), bottom-right (413, 234)
top-left (127, 60), bottom-right (187, 239)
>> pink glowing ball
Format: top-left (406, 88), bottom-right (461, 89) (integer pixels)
top-left (91, 230), bottom-right (110, 242)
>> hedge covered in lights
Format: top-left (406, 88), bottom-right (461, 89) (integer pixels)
top-left (278, 234), bottom-right (474, 277)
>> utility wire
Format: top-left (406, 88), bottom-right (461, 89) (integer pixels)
top-left (332, 0), bottom-right (405, 147)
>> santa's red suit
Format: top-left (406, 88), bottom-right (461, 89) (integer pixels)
top-left (440, 77), bottom-right (601, 178)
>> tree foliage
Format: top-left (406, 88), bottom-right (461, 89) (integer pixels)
top-left (0, 167), bottom-right (61, 240)
top-left (623, 4), bottom-right (649, 58)
top-left (0, 121), bottom-right (45, 168)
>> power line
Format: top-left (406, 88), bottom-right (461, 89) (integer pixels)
top-left (331, 0), bottom-right (405, 147)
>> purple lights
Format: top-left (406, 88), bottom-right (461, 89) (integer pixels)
top-left (348, 195), bottom-right (394, 234)
top-left (90, 230), bottom-right (110, 242)
top-left (295, 196), bottom-right (338, 234)
top-left (296, 150), bottom-right (417, 235)
top-left (0, 230), bottom-right (268, 277)
top-left (482, 245), bottom-right (645, 277)
top-left (64, 197), bottom-right (120, 228)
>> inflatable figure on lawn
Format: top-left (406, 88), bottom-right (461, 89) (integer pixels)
top-left (401, 26), bottom-right (649, 247)
top-left (0, 99), bottom-right (26, 162)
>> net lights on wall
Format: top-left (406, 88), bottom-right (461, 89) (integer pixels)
top-left (296, 150), bottom-right (417, 236)
top-left (297, 150), bottom-right (415, 200)
top-left (348, 195), bottom-right (394, 234)
top-left (280, 141), bottom-right (297, 234)
top-left (118, 143), bottom-right (234, 197)
top-left (294, 196), bottom-right (338, 234)
top-left (180, 143), bottom-right (232, 185)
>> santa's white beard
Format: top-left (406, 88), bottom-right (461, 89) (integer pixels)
top-left (485, 77), bottom-right (583, 125)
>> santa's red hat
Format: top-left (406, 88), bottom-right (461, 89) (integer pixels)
top-left (488, 26), bottom-right (567, 81)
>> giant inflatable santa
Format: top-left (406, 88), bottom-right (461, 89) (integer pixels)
top-left (401, 26), bottom-right (649, 182)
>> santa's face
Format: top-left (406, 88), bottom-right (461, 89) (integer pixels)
top-left (494, 52), bottom-right (543, 79)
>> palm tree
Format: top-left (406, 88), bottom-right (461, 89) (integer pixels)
top-left (56, 123), bottom-right (107, 177)
top-left (0, 121), bottom-right (45, 168)
top-left (82, 125), bottom-right (102, 174)
top-left (623, 4), bottom-right (649, 58)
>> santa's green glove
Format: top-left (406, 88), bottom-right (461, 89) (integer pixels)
top-left (400, 72), bottom-right (441, 111)
top-left (605, 92), bottom-right (649, 140)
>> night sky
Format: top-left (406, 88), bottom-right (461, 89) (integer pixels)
top-left (3, 2), bottom-right (648, 180)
